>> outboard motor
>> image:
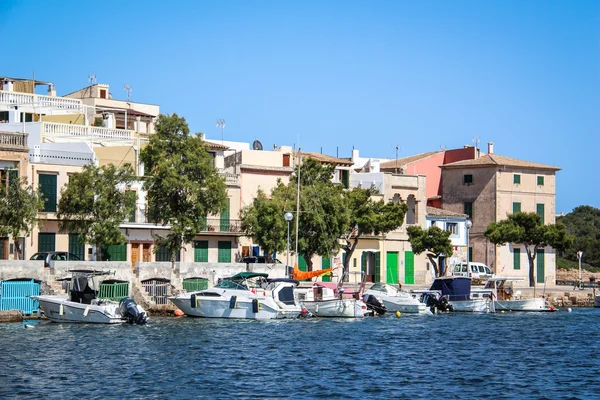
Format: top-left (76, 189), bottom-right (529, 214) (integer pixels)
top-left (119, 298), bottom-right (148, 325)
top-left (425, 294), bottom-right (454, 314)
top-left (363, 294), bottom-right (386, 316)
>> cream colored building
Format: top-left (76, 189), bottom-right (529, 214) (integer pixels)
top-left (440, 142), bottom-right (560, 286)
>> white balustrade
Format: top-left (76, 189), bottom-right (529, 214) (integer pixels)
top-left (0, 90), bottom-right (82, 111)
top-left (43, 122), bottom-right (134, 140)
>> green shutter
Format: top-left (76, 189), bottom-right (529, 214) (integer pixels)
top-left (341, 170), bottom-right (349, 189)
top-left (513, 174), bottom-right (521, 184)
top-left (298, 255), bottom-right (307, 272)
top-left (127, 190), bottom-right (136, 222)
top-left (156, 246), bottom-right (180, 262)
top-left (537, 176), bottom-right (544, 186)
top-left (536, 249), bottom-right (545, 284)
top-left (220, 199), bottom-right (230, 232)
top-left (361, 252), bottom-right (367, 277)
top-left (321, 258), bottom-right (331, 282)
top-left (374, 251), bottom-right (381, 283)
top-left (0, 239), bottom-right (5, 260)
top-left (106, 244), bottom-right (127, 261)
top-left (217, 241), bottom-right (231, 263)
top-left (513, 202), bottom-right (521, 214)
top-left (404, 251), bottom-right (414, 284)
top-left (464, 202), bottom-right (473, 219)
top-left (68, 234), bottom-right (85, 260)
top-left (38, 233), bottom-right (56, 252)
top-left (194, 240), bottom-right (208, 262)
top-left (8, 169), bottom-right (18, 187)
top-left (536, 203), bottom-right (545, 225)
top-left (513, 248), bottom-right (521, 270)
top-left (39, 174), bottom-right (57, 212)
top-left (386, 252), bottom-right (399, 284)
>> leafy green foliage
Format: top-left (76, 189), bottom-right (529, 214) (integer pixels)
top-left (0, 172), bottom-right (44, 259)
top-left (240, 189), bottom-right (288, 256)
top-left (485, 212), bottom-right (573, 287)
top-left (406, 225), bottom-right (453, 277)
top-left (57, 163), bottom-right (136, 260)
top-left (140, 113), bottom-right (228, 265)
top-left (340, 187), bottom-right (408, 276)
top-left (557, 205), bottom-right (600, 270)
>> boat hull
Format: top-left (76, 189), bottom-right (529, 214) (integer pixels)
top-left (302, 298), bottom-right (366, 318)
top-left (33, 296), bottom-right (125, 324)
top-left (449, 299), bottom-right (492, 313)
top-left (170, 294), bottom-right (301, 320)
top-left (377, 297), bottom-right (427, 314)
top-left (494, 298), bottom-right (547, 312)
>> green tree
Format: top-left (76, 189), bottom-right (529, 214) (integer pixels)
top-left (140, 113), bottom-right (228, 266)
top-left (0, 171), bottom-right (44, 260)
top-left (340, 187), bottom-right (408, 278)
top-left (406, 225), bottom-right (453, 277)
top-left (485, 212), bottom-right (572, 287)
top-left (57, 163), bottom-right (136, 260)
top-left (557, 206), bottom-right (600, 269)
top-left (240, 188), bottom-right (288, 257)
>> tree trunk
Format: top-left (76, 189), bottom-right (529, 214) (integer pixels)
top-left (342, 233), bottom-right (361, 281)
top-left (526, 246), bottom-right (536, 287)
top-left (427, 254), bottom-right (440, 277)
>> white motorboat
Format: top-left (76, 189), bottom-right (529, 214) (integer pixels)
top-left (484, 277), bottom-right (549, 312)
top-left (364, 283), bottom-right (428, 314)
top-left (32, 270), bottom-right (148, 324)
top-left (168, 272), bottom-right (304, 320)
top-left (295, 282), bottom-right (368, 318)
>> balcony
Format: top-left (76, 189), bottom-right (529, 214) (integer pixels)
top-left (0, 90), bottom-right (82, 111)
top-left (218, 169), bottom-right (240, 186)
top-left (124, 210), bottom-right (244, 235)
top-left (0, 131), bottom-right (28, 152)
top-left (43, 121), bottom-right (134, 141)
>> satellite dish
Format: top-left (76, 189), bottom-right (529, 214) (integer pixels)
top-left (252, 140), bottom-right (263, 151)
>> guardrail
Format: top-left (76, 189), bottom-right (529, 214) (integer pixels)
top-left (0, 131), bottom-right (27, 150)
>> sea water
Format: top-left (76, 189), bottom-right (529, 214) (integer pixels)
top-left (1, 309), bottom-right (599, 399)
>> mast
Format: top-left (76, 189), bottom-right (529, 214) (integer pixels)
top-left (294, 149), bottom-right (301, 267)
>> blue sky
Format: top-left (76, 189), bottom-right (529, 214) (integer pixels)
top-left (2, 0), bottom-right (598, 213)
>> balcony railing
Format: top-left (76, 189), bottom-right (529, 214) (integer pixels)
top-left (125, 211), bottom-right (243, 234)
top-left (43, 121), bottom-right (134, 140)
top-left (218, 170), bottom-right (240, 186)
top-left (0, 90), bottom-right (82, 111)
top-left (0, 131), bottom-right (28, 151)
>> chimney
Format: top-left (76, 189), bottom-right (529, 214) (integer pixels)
top-left (488, 142), bottom-right (494, 154)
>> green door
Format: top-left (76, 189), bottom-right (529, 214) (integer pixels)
top-left (298, 255), bottom-right (308, 271)
top-left (68, 234), bottom-right (85, 260)
top-left (361, 252), bottom-right (367, 278)
top-left (194, 240), bottom-right (208, 262)
top-left (39, 174), bottom-right (57, 212)
top-left (386, 251), bottom-right (399, 284)
top-left (217, 241), bottom-right (231, 263)
top-left (321, 258), bottom-right (331, 282)
top-left (536, 249), bottom-right (545, 284)
top-left (38, 233), bottom-right (56, 253)
top-left (404, 251), bottom-right (414, 284)
top-left (220, 199), bottom-right (230, 232)
top-left (106, 244), bottom-right (127, 261)
top-left (374, 251), bottom-right (381, 283)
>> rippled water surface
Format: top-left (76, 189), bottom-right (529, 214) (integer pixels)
top-left (1, 309), bottom-right (599, 399)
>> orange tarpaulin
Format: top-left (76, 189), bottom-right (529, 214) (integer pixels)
top-left (292, 264), bottom-right (332, 281)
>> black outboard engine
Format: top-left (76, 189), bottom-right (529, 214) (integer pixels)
top-left (119, 298), bottom-right (148, 325)
top-left (363, 294), bottom-right (387, 316)
top-left (425, 294), bottom-right (454, 314)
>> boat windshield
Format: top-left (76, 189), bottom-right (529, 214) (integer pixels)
top-left (215, 275), bottom-right (268, 290)
top-left (369, 283), bottom-right (400, 296)
top-left (215, 279), bottom-right (248, 290)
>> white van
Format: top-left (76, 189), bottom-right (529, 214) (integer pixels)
top-left (452, 262), bottom-right (494, 279)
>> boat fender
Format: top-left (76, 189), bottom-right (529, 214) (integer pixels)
top-left (251, 288), bottom-right (256, 294)
top-left (191, 294), bottom-right (197, 309)
top-left (174, 308), bottom-right (184, 317)
top-left (549, 305), bottom-right (556, 312)
top-left (59, 303), bottom-right (64, 316)
top-left (83, 306), bottom-right (90, 317)
top-left (396, 311), bottom-right (401, 318)
top-left (229, 296), bottom-right (237, 309)
top-left (252, 298), bottom-right (260, 313)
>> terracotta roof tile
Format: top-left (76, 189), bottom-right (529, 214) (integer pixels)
top-left (440, 154), bottom-right (560, 171)
top-left (427, 206), bottom-right (467, 217)
top-left (302, 151), bottom-right (354, 166)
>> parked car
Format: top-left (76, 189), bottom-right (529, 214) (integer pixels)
top-left (452, 262), bottom-right (494, 280)
top-left (30, 251), bottom-right (81, 268)
top-left (243, 256), bottom-right (282, 264)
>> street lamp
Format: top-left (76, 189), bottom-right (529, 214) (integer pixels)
top-left (465, 219), bottom-right (473, 264)
top-left (577, 251), bottom-right (584, 282)
top-left (285, 212), bottom-right (293, 277)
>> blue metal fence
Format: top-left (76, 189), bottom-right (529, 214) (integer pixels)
top-left (0, 280), bottom-right (40, 315)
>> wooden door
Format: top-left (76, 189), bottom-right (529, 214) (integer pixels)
top-left (131, 244), bottom-right (140, 269)
top-left (142, 243), bottom-right (151, 262)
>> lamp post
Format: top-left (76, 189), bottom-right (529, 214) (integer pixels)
top-left (465, 219), bottom-right (472, 264)
top-left (577, 251), bottom-right (584, 282)
top-left (285, 212), bottom-right (293, 277)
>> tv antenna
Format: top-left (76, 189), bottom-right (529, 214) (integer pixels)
top-left (472, 136), bottom-right (480, 151)
top-left (88, 73), bottom-right (96, 85)
top-left (124, 84), bottom-right (132, 101)
top-left (395, 145), bottom-right (401, 174)
top-left (216, 119), bottom-right (225, 144)
top-left (252, 140), bottom-right (263, 151)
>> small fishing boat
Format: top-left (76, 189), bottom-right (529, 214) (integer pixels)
top-left (364, 283), bottom-right (428, 314)
top-left (168, 272), bottom-right (304, 320)
top-left (32, 270), bottom-right (148, 324)
top-left (484, 277), bottom-right (549, 312)
top-left (295, 282), bottom-right (369, 318)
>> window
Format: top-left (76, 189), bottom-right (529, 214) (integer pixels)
top-left (20, 112), bottom-right (33, 122)
top-left (464, 202), bottom-right (473, 219)
top-left (513, 174), bottom-right (521, 184)
top-left (100, 89), bottom-right (107, 99)
top-left (194, 240), bottom-right (208, 262)
top-left (0, 111), bottom-right (9, 122)
top-left (218, 241), bottom-right (231, 263)
top-left (157, 246), bottom-right (180, 262)
top-left (69, 234), bottom-right (85, 260)
top-left (446, 222), bottom-right (458, 235)
top-left (220, 198), bottom-right (230, 232)
top-left (0, 169), bottom-right (18, 194)
top-left (39, 174), bottom-right (57, 212)
top-left (536, 203), bottom-right (545, 225)
top-left (514, 248), bottom-right (521, 270)
top-left (463, 174), bottom-right (473, 184)
top-left (341, 170), bottom-right (349, 189)
top-left (513, 202), bottom-right (521, 214)
top-left (38, 233), bottom-right (56, 253)
top-left (537, 176), bottom-right (544, 186)
top-left (126, 190), bottom-right (136, 222)
top-left (283, 154), bottom-right (290, 167)
top-left (105, 244), bottom-right (127, 261)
